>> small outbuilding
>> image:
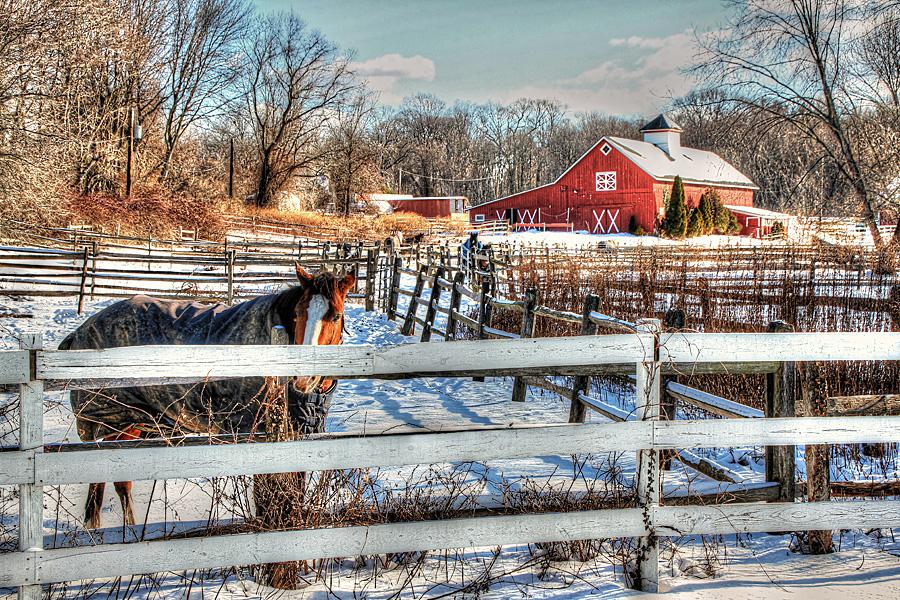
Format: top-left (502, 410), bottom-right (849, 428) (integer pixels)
top-left (467, 113), bottom-right (758, 234)
top-left (362, 194), bottom-right (468, 219)
top-left (726, 205), bottom-right (796, 238)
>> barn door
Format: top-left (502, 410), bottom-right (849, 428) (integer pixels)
top-left (588, 208), bottom-right (621, 234)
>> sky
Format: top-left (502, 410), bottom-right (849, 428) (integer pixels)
top-left (254, 0), bottom-right (732, 117)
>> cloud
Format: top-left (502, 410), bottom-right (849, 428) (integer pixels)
top-left (496, 30), bottom-right (699, 116)
top-left (609, 35), bottom-right (669, 49)
top-left (351, 53), bottom-right (435, 103)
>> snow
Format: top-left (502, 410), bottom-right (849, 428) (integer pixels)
top-left (1, 291), bottom-right (899, 598)
top-left (475, 230), bottom-right (771, 249)
top-left (605, 136), bottom-right (758, 189)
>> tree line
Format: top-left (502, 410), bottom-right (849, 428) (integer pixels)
top-left (1, 1), bottom-right (898, 244)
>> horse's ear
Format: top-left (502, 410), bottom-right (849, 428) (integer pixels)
top-left (295, 263), bottom-right (313, 282)
top-left (338, 272), bottom-right (356, 296)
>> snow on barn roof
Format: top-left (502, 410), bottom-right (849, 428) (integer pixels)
top-left (724, 205), bottom-right (794, 220)
top-left (605, 136), bottom-right (758, 190)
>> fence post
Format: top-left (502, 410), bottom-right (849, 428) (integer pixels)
top-left (421, 266), bottom-right (445, 342)
top-left (76, 246), bottom-right (90, 314)
top-left (401, 265), bottom-right (427, 336)
top-left (18, 333), bottom-right (44, 600)
top-left (635, 318), bottom-right (660, 593)
top-left (510, 287), bottom-right (538, 402)
top-left (801, 360), bottom-right (833, 554)
top-left (568, 294), bottom-right (600, 422)
top-left (473, 279), bottom-right (493, 382)
top-left (445, 272), bottom-right (465, 341)
top-left (226, 249), bottom-right (236, 305)
top-left (89, 240), bottom-right (99, 300)
top-left (387, 256), bottom-right (402, 320)
top-left (364, 248), bottom-right (376, 312)
top-left (766, 320), bottom-right (796, 503)
top-left (660, 308), bottom-right (685, 470)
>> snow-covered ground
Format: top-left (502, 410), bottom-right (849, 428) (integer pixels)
top-left (2, 291), bottom-right (899, 598)
top-left (475, 230), bottom-right (773, 249)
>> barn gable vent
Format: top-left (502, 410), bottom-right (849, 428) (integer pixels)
top-left (640, 113), bottom-right (682, 158)
top-left (600, 142), bottom-right (612, 155)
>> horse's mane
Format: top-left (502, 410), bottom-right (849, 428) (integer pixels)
top-left (273, 271), bottom-right (343, 342)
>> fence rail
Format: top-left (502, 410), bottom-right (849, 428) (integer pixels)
top-left (1, 331), bottom-right (899, 593)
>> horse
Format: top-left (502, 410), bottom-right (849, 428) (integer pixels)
top-left (59, 266), bottom-right (355, 528)
top-left (461, 232), bottom-right (493, 273)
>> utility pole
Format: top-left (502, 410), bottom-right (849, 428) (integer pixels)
top-left (228, 137), bottom-right (235, 198)
top-left (397, 168), bottom-right (402, 194)
top-left (125, 106), bottom-right (135, 197)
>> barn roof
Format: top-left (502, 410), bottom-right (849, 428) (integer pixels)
top-left (640, 113), bottom-right (682, 132)
top-left (605, 136), bottom-right (758, 189)
top-left (468, 134), bottom-right (757, 209)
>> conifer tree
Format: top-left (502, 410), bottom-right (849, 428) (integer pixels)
top-left (687, 208), bottom-right (704, 237)
top-left (662, 176), bottom-right (688, 238)
top-left (713, 196), bottom-right (731, 233)
top-left (727, 210), bottom-right (742, 234)
top-left (698, 191), bottom-right (715, 233)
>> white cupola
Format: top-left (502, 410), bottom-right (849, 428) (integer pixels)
top-left (640, 113), bottom-right (683, 157)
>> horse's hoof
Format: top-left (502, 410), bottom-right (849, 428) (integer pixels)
top-left (85, 514), bottom-right (101, 529)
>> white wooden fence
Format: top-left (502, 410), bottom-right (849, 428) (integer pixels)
top-left (1, 331), bottom-right (899, 595)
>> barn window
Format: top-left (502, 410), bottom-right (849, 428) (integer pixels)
top-left (474, 213), bottom-right (485, 222)
top-left (596, 171), bottom-right (616, 191)
top-left (601, 143), bottom-right (612, 155)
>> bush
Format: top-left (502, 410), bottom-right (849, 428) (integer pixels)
top-left (771, 221), bottom-right (786, 237)
top-left (661, 176), bottom-right (688, 238)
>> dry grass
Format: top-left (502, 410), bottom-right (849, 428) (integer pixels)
top-left (225, 201), bottom-right (467, 241)
top-left (64, 187), bottom-right (227, 241)
top-left (481, 243), bottom-right (899, 409)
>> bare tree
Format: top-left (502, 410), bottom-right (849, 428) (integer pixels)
top-left (158, 0), bottom-right (250, 181)
top-left (694, 0), bottom-right (893, 247)
top-left (326, 92), bottom-right (382, 215)
top-left (858, 11), bottom-right (900, 107)
top-left (242, 12), bottom-right (354, 207)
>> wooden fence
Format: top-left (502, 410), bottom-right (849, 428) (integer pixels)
top-left (388, 255), bottom-right (900, 508)
top-left (1, 331), bottom-right (899, 595)
top-left (0, 241), bottom-right (385, 311)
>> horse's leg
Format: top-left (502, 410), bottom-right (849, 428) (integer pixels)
top-left (114, 481), bottom-right (136, 526)
top-left (112, 427), bottom-right (142, 526)
top-left (84, 482), bottom-right (106, 529)
top-left (85, 427), bottom-right (142, 528)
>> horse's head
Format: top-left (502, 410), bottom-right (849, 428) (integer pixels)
top-left (290, 265), bottom-right (355, 394)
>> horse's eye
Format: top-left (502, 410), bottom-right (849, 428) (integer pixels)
top-left (332, 313), bottom-right (343, 323)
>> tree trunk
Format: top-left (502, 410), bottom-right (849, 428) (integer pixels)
top-left (256, 154), bottom-right (272, 207)
top-left (160, 142), bottom-right (176, 183)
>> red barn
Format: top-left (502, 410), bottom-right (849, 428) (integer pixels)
top-left (468, 114), bottom-right (757, 234)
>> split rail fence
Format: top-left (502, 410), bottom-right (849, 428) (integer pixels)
top-left (1, 331), bottom-right (899, 595)
top-left (0, 240), bottom-right (384, 310)
top-left (387, 255), bottom-right (900, 506)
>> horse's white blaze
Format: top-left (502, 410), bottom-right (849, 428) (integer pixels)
top-left (303, 295), bottom-right (327, 346)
